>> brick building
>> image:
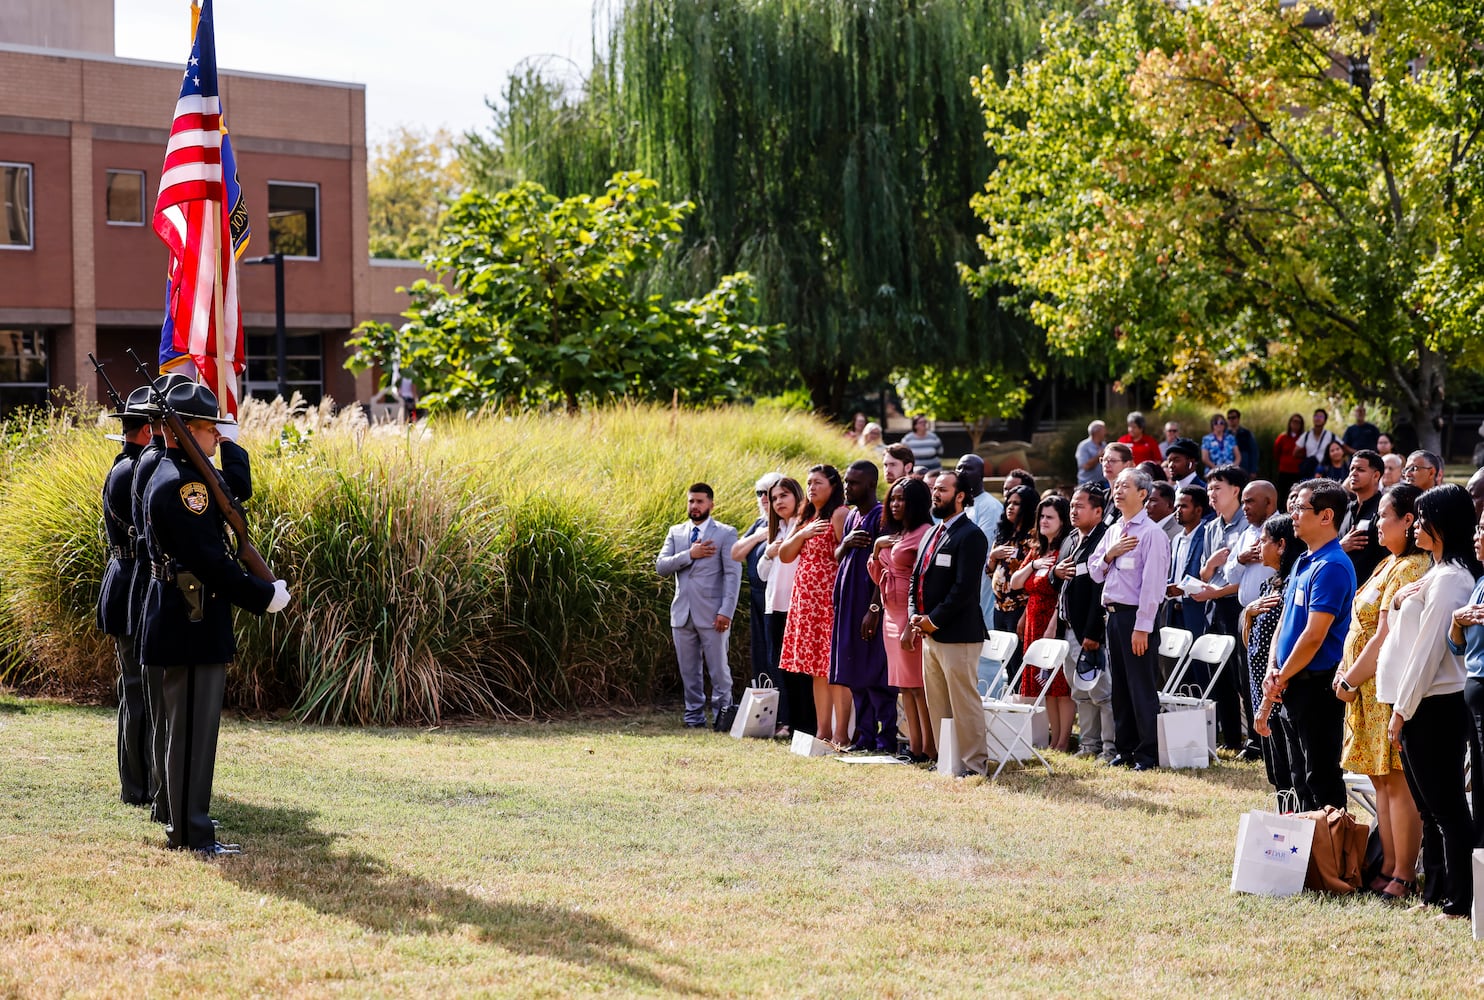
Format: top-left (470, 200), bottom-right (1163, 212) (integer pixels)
top-left (0, 0), bottom-right (407, 414)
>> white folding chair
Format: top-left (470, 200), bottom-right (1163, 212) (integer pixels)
top-left (984, 637), bottom-right (1069, 778)
top-left (977, 630), bottom-right (1019, 702)
top-left (1344, 772), bottom-right (1378, 820)
top-left (1160, 632), bottom-right (1234, 707)
top-left (1156, 626), bottom-right (1195, 696)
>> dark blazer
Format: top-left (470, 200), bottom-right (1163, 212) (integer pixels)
top-left (1059, 522), bottom-right (1108, 644)
top-left (908, 513), bottom-right (989, 644)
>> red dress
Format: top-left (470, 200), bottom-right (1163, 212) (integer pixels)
top-left (778, 520), bottom-right (838, 678)
top-left (1018, 560), bottom-right (1069, 698)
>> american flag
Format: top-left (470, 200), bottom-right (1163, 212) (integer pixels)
top-left (153, 0), bottom-right (245, 416)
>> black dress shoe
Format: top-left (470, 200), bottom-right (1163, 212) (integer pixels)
top-left (1237, 745), bottom-right (1264, 762)
top-left (1106, 754), bottom-right (1135, 768)
top-left (1131, 761), bottom-right (1156, 772)
top-left (193, 841), bottom-right (242, 858)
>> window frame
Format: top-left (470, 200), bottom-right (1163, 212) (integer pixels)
top-left (244, 329), bottom-right (324, 405)
top-left (0, 329), bottom-right (51, 416)
top-left (0, 161), bottom-right (35, 251)
top-left (104, 168), bottom-right (147, 227)
top-left (265, 180), bottom-right (321, 261)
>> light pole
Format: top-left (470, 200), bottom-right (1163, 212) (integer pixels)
top-left (244, 252), bottom-right (287, 400)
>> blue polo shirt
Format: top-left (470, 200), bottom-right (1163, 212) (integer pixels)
top-left (1275, 537), bottom-right (1356, 673)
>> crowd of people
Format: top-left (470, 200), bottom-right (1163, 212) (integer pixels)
top-left (656, 406), bottom-right (1484, 917)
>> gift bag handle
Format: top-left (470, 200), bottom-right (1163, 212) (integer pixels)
top-left (754, 674), bottom-right (775, 690)
top-left (1271, 789), bottom-right (1300, 815)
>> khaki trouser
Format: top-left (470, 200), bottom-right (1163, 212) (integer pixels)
top-left (922, 637), bottom-right (988, 775)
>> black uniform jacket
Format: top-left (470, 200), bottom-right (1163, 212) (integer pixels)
top-left (128, 437), bottom-right (252, 641)
top-left (140, 447), bottom-right (273, 667)
top-left (97, 442), bottom-right (143, 636)
top-left (907, 513), bottom-right (989, 644)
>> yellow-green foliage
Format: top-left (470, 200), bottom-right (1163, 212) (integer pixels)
top-left (0, 401), bottom-right (857, 724)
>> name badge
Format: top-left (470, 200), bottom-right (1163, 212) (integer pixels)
top-left (1295, 587), bottom-right (1307, 608)
top-left (1075, 562), bottom-right (1089, 577)
top-left (1115, 556), bottom-right (1135, 570)
top-left (935, 553), bottom-right (952, 568)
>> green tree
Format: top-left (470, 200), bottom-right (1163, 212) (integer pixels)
top-left (895, 365), bottom-right (1029, 451)
top-left (346, 172), bottom-right (780, 413)
top-left (964, 0), bottom-right (1484, 451)
top-left (368, 125), bottom-right (464, 259)
top-left (469, 0), bottom-right (1064, 416)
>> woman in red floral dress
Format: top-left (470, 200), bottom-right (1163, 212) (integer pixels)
top-left (778, 465), bottom-right (849, 744)
top-left (1009, 495), bottom-right (1074, 750)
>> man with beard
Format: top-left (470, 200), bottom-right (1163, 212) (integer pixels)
top-left (909, 470), bottom-right (990, 777)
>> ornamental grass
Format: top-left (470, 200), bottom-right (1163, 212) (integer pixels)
top-left (0, 400), bottom-right (855, 724)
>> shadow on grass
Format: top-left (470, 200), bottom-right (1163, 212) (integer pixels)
top-left (212, 797), bottom-right (707, 995)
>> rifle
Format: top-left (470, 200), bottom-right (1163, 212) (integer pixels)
top-left (87, 353), bottom-right (127, 415)
top-left (125, 349), bottom-right (274, 583)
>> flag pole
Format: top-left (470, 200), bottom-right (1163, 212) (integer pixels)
top-left (212, 209), bottom-right (229, 447)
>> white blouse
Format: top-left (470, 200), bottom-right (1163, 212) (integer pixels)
top-left (1375, 562), bottom-right (1474, 720)
top-left (756, 518), bottom-right (798, 615)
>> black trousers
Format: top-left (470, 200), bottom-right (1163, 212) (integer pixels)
top-left (1464, 677), bottom-right (1484, 849)
top-left (748, 588), bottom-right (771, 681)
top-left (1106, 605), bottom-right (1160, 767)
top-left (765, 611), bottom-right (792, 732)
top-left (144, 662), bottom-right (170, 824)
top-left (1400, 692), bottom-right (1474, 913)
top-left (1275, 668), bottom-right (1345, 812)
top-left (114, 636), bottom-right (152, 805)
top-left (1205, 597), bottom-right (1253, 749)
top-left (162, 663), bottom-right (227, 850)
top-left (1248, 652), bottom-right (1294, 796)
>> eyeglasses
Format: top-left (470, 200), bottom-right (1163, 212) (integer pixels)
top-left (1289, 503), bottom-right (1316, 514)
top-left (756, 490), bottom-right (769, 496)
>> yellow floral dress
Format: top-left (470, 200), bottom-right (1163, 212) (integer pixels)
top-left (1340, 552), bottom-right (1429, 774)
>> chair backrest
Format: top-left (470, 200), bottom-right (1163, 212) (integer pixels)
top-left (982, 630), bottom-right (1019, 664)
top-left (1158, 627), bottom-right (1194, 661)
top-left (1184, 632), bottom-right (1236, 701)
top-left (1158, 626), bottom-right (1197, 694)
top-left (1022, 638), bottom-right (1071, 678)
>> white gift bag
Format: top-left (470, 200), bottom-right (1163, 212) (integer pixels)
top-left (1230, 808), bottom-right (1315, 897)
top-left (1472, 850), bottom-right (1484, 941)
top-left (1158, 707), bottom-right (1210, 769)
top-left (729, 677), bottom-right (780, 739)
top-left (790, 730), bottom-right (833, 757)
top-left (935, 717), bottom-right (962, 776)
top-left (983, 704), bottom-right (1048, 762)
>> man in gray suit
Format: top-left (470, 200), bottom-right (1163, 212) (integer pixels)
top-left (656, 483), bottom-right (742, 728)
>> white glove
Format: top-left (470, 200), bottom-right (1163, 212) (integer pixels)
top-left (219, 420), bottom-right (240, 442)
top-left (267, 579), bottom-right (291, 613)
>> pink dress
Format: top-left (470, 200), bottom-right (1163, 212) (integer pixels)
top-left (778, 520), bottom-right (839, 678)
top-left (868, 524), bottom-right (929, 688)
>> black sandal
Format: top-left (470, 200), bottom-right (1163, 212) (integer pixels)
top-left (1381, 877), bottom-right (1418, 903)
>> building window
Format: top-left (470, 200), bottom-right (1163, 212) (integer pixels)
top-left (245, 330), bottom-right (323, 404)
top-left (105, 169), bottom-right (146, 225)
top-left (0, 329), bottom-right (50, 415)
top-left (1, 163), bottom-right (33, 249)
top-left (267, 182), bottom-right (319, 259)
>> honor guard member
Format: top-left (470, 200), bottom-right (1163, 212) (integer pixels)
top-left (97, 386), bottom-right (158, 805)
top-left (140, 381), bottom-right (289, 857)
top-left (127, 372), bottom-right (207, 825)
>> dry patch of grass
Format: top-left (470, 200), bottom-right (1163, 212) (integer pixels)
top-left (1, 694), bottom-right (1478, 998)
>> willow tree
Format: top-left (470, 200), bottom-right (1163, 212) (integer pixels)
top-left (477, 0), bottom-right (1066, 415)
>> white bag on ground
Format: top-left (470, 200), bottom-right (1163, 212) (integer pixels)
top-left (935, 717), bottom-right (962, 776)
top-left (1230, 808), bottom-right (1315, 897)
top-left (729, 677), bottom-right (779, 739)
top-left (1158, 707), bottom-right (1210, 769)
top-left (790, 730), bottom-right (833, 757)
top-left (1473, 849), bottom-right (1484, 941)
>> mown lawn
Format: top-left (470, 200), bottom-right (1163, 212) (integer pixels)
top-left (1, 693), bottom-right (1477, 998)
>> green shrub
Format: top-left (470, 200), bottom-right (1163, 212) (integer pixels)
top-left (0, 402), bottom-right (858, 723)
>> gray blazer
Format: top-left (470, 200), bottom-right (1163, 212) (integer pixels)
top-left (656, 519), bottom-right (742, 628)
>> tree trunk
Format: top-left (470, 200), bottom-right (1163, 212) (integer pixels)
top-left (1401, 345), bottom-right (1446, 456)
top-left (802, 362), bottom-right (852, 418)
top-left (1013, 380), bottom-right (1055, 441)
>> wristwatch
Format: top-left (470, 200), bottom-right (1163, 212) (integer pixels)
top-left (869, 603), bottom-right (881, 613)
top-left (1336, 676), bottom-right (1356, 693)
